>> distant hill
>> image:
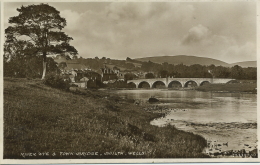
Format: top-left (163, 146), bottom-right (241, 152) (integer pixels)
top-left (135, 55), bottom-right (230, 67)
top-left (230, 61), bottom-right (256, 68)
top-left (135, 55), bottom-right (256, 67)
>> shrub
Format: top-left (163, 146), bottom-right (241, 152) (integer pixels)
top-left (43, 73), bottom-right (70, 90)
top-left (70, 84), bottom-right (78, 87)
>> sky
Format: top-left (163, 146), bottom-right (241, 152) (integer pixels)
top-left (4, 1), bottom-right (257, 63)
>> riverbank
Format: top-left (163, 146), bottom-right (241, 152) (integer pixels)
top-left (4, 77), bottom-right (209, 159)
top-left (195, 83), bottom-right (257, 94)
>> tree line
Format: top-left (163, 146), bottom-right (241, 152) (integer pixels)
top-left (140, 61), bottom-right (256, 80)
top-left (74, 57), bottom-right (256, 80)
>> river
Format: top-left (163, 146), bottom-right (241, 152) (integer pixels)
top-left (111, 89), bottom-right (257, 155)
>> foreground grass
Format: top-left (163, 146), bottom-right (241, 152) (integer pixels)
top-left (196, 83), bottom-right (257, 93)
top-left (4, 78), bottom-right (209, 159)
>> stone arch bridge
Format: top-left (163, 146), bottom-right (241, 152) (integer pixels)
top-left (127, 78), bottom-right (234, 88)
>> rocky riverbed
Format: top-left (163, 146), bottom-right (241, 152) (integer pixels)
top-left (147, 105), bottom-right (258, 158)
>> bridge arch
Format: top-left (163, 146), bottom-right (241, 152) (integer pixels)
top-left (168, 80), bottom-right (182, 88)
top-left (127, 82), bottom-right (136, 88)
top-left (184, 80), bottom-right (198, 88)
top-left (152, 81), bottom-right (166, 88)
top-left (200, 81), bottom-right (210, 86)
top-left (138, 81), bottom-right (151, 88)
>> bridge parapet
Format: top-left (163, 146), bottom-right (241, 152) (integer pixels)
top-left (127, 78), bottom-right (234, 88)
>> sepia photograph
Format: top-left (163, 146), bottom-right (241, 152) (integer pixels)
top-left (1, 0), bottom-right (259, 163)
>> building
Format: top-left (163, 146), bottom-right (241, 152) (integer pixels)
top-left (76, 70), bottom-right (101, 82)
top-left (74, 77), bottom-right (89, 88)
top-left (59, 63), bottom-right (101, 88)
top-left (64, 61), bottom-right (88, 72)
top-left (101, 64), bottom-right (118, 81)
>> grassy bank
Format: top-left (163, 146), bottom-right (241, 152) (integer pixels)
top-left (196, 83), bottom-right (257, 93)
top-left (4, 78), bottom-right (209, 159)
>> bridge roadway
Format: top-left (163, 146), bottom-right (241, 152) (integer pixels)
top-left (127, 78), bottom-right (234, 88)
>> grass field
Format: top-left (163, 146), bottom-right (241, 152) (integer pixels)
top-left (4, 78), bottom-right (209, 159)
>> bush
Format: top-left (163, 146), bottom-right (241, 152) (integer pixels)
top-left (70, 84), bottom-right (78, 87)
top-left (43, 73), bottom-right (70, 90)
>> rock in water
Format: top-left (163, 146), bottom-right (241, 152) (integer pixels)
top-left (148, 97), bottom-right (159, 103)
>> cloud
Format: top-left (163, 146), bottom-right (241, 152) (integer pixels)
top-left (59, 2), bottom-right (197, 59)
top-left (221, 42), bottom-right (256, 63)
top-left (180, 24), bottom-right (255, 63)
top-left (181, 24), bottom-right (237, 46)
top-left (60, 10), bottom-right (83, 31)
top-left (181, 24), bottom-right (211, 45)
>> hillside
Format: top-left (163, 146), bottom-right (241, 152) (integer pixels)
top-left (135, 55), bottom-right (230, 66)
top-left (4, 78), bottom-right (208, 159)
top-left (230, 61), bottom-right (257, 68)
top-left (135, 55), bottom-right (256, 67)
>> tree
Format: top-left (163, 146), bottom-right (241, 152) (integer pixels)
top-left (72, 55), bottom-right (78, 59)
top-left (168, 71), bottom-right (180, 78)
top-left (126, 57), bottom-right (132, 61)
top-left (231, 65), bottom-right (244, 79)
top-left (145, 73), bottom-right (155, 79)
top-left (4, 39), bottom-right (58, 78)
top-left (4, 39), bottom-right (37, 77)
top-left (208, 64), bottom-right (216, 70)
top-left (58, 62), bottom-right (67, 70)
top-left (162, 62), bottom-right (169, 70)
top-left (158, 70), bottom-right (168, 78)
top-left (243, 67), bottom-right (256, 80)
top-left (141, 61), bottom-right (155, 72)
top-left (125, 63), bottom-right (135, 69)
top-left (65, 54), bottom-right (72, 60)
top-left (124, 73), bottom-right (137, 81)
top-left (212, 66), bottom-right (231, 78)
top-left (5, 3), bottom-right (77, 79)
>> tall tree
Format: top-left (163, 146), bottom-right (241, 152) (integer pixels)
top-left (5, 3), bottom-right (77, 79)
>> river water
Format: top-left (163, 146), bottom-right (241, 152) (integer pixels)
top-left (112, 89), bottom-right (257, 155)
